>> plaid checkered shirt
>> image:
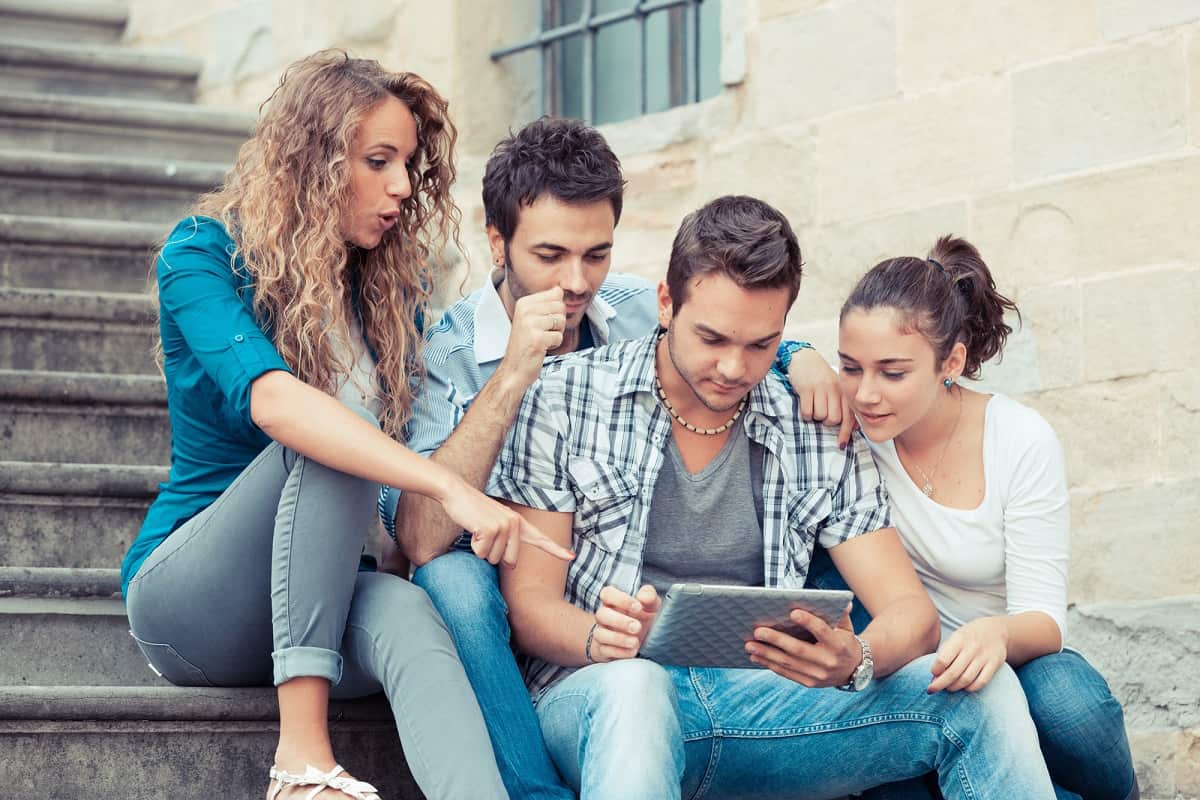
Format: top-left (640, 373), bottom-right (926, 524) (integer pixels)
top-left (488, 332), bottom-right (893, 698)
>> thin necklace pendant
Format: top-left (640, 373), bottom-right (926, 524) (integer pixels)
top-left (921, 481), bottom-right (934, 497)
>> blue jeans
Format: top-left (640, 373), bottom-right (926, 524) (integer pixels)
top-left (536, 656), bottom-right (1055, 799)
top-left (413, 550), bottom-right (574, 800)
top-left (806, 546), bottom-right (1137, 800)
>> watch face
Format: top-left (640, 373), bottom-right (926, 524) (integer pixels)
top-left (852, 658), bottom-right (874, 691)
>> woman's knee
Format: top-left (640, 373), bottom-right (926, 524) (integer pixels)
top-left (1018, 650), bottom-right (1128, 741)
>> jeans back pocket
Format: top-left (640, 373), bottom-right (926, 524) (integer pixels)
top-left (128, 631), bottom-right (214, 687)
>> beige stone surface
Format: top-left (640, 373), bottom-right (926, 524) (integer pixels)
top-left (755, 0), bottom-right (833, 23)
top-left (1178, 728), bottom-right (1200, 798)
top-left (1130, 729), bottom-right (1182, 798)
top-left (1162, 370), bottom-right (1200, 480)
top-left (1081, 266), bottom-right (1200, 383)
top-left (795, 201), bottom-right (969, 323)
top-left (972, 155), bottom-right (1200, 288)
top-left (702, 125), bottom-right (819, 231)
top-left (897, 0), bottom-right (1099, 93)
top-left (752, 0), bottom-right (897, 126)
top-left (1190, 25), bottom-right (1200, 146)
top-left (1023, 377), bottom-right (1160, 489)
top-left (1012, 35), bottom-right (1188, 180)
top-left (816, 77), bottom-right (1010, 221)
top-left (1007, 281), bottom-right (1082, 392)
top-left (1096, 0), bottom-right (1200, 41)
top-left (1066, 478), bottom-right (1200, 604)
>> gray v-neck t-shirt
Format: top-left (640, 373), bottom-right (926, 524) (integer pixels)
top-left (640, 417), bottom-right (766, 594)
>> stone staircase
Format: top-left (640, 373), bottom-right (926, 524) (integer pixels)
top-left (0, 3), bottom-right (421, 797)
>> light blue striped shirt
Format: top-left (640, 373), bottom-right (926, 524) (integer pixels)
top-left (379, 271), bottom-right (658, 538)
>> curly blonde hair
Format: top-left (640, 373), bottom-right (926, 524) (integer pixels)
top-left (188, 49), bottom-right (460, 437)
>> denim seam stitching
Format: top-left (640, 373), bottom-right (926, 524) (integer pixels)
top-left (686, 668), bottom-right (722, 800)
top-left (712, 711), bottom-right (948, 738)
top-left (281, 453), bottom-right (305, 651)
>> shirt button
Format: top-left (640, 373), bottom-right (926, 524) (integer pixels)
top-left (234, 334), bottom-right (245, 342)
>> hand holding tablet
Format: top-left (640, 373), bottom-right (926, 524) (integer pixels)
top-left (639, 583), bottom-right (855, 672)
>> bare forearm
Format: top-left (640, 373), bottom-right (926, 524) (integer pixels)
top-left (1000, 611), bottom-right (1062, 666)
top-left (859, 593), bottom-right (941, 678)
top-left (508, 590), bottom-right (596, 667)
top-left (398, 367), bottom-right (530, 564)
top-left (251, 371), bottom-right (455, 501)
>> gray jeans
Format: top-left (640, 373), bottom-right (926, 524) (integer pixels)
top-left (125, 413), bottom-right (507, 798)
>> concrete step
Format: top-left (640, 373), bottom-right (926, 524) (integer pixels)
top-left (0, 90), bottom-right (253, 162)
top-left (0, 369), bottom-right (169, 465)
top-left (0, 0), bottom-right (126, 45)
top-left (0, 566), bottom-right (151, 686)
top-left (0, 149), bottom-right (222, 223)
top-left (0, 461), bottom-right (161, 568)
top-left (0, 214), bottom-right (160, 293)
top-left (0, 286), bottom-right (156, 373)
top-left (0, 38), bottom-right (200, 103)
top-left (0, 686), bottom-right (422, 799)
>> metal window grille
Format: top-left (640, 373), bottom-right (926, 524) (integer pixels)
top-left (491, 0), bottom-right (720, 126)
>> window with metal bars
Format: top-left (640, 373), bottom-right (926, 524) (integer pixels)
top-left (491, 0), bottom-right (721, 126)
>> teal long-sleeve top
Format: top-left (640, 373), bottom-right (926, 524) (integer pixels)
top-left (120, 216), bottom-right (294, 595)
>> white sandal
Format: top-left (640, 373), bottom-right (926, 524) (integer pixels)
top-left (267, 764), bottom-right (381, 800)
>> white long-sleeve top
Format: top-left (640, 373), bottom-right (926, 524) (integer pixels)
top-left (867, 393), bottom-right (1070, 644)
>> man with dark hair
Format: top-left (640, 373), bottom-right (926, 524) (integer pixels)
top-left (378, 122), bottom-right (847, 798)
top-left (491, 195), bottom-right (1057, 798)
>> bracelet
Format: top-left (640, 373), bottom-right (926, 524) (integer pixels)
top-left (775, 339), bottom-right (814, 374)
top-left (584, 622), bottom-right (599, 664)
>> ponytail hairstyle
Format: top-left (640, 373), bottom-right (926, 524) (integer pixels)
top-left (839, 235), bottom-right (1019, 379)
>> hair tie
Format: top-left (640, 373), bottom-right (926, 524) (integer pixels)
top-left (927, 258), bottom-right (946, 274)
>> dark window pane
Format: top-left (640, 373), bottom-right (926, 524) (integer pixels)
top-left (550, 32), bottom-right (585, 120)
top-left (699, 0), bottom-right (721, 100)
top-left (595, 18), bottom-right (640, 124)
top-left (646, 7), bottom-right (690, 113)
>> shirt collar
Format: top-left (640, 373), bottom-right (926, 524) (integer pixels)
top-left (472, 270), bottom-right (619, 366)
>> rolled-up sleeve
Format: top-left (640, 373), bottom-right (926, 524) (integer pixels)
top-left (487, 376), bottom-right (576, 512)
top-left (820, 432), bottom-right (892, 548)
top-left (156, 217), bottom-right (291, 427)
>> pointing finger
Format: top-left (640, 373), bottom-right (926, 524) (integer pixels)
top-left (518, 519), bottom-right (574, 561)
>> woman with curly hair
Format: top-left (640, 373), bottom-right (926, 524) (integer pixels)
top-left (120, 50), bottom-right (567, 799)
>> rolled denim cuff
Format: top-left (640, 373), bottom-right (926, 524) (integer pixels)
top-left (272, 645), bottom-right (343, 686)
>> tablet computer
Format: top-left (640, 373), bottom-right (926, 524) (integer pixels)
top-left (639, 583), bottom-right (854, 669)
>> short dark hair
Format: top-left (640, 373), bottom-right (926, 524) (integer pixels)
top-left (481, 116), bottom-right (625, 241)
top-left (666, 195), bottom-right (803, 311)
top-left (840, 236), bottom-right (1019, 379)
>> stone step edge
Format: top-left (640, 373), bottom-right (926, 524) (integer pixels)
top-left (0, 565), bottom-right (121, 598)
top-left (0, 286), bottom-right (153, 323)
top-left (0, 460), bottom-right (165, 496)
top-left (0, 38), bottom-right (200, 80)
top-left (0, 147), bottom-right (226, 188)
top-left (0, 213), bottom-right (163, 248)
top-left (0, 368), bottom-right (165, 404)
top-left (0, 685), bottom-right (393, 723)
top-left (0, 0), bottom-right (126, 28)
top-left (0, 90), bottom-right (254, 136)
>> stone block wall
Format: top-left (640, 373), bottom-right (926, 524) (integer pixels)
top-left (122, 1), bottom-right (1200, 795)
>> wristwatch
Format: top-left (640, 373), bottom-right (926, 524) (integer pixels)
top-left (836, 635), bottom-right (874, 692)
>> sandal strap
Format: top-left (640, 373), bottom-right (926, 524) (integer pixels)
top-left (268, 764), bottom-right (380, 800)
